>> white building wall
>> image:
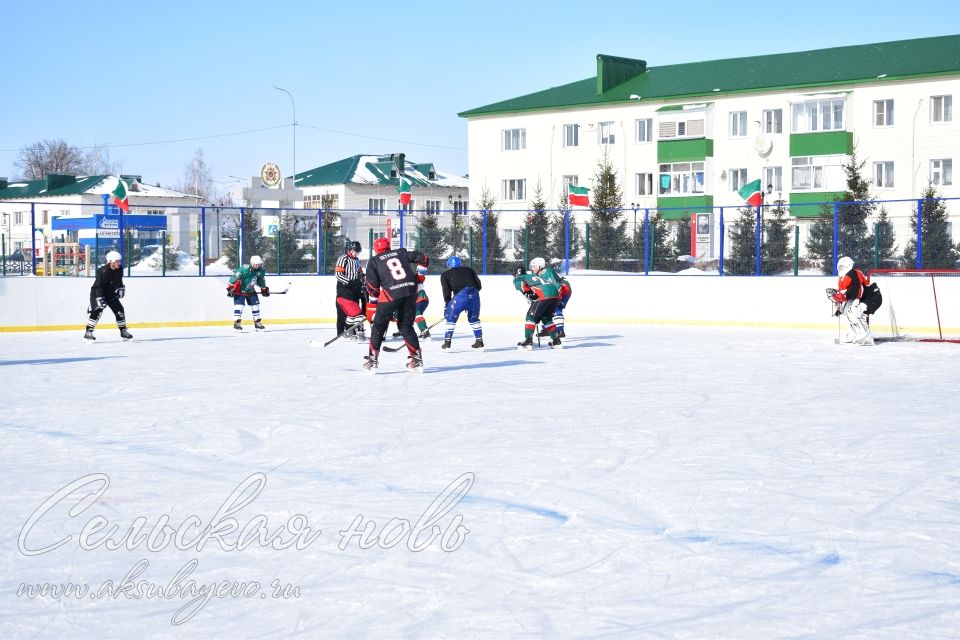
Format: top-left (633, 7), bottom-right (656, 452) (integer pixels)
top-left (466, 75), bottom-right (960, 259)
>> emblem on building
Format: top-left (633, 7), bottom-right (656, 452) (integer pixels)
top-left (260, 163), bottom-right (282, 188)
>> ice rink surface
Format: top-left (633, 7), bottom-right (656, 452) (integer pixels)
top-left (1, 323), bottom-right (959, 638)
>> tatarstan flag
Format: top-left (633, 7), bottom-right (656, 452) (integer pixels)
top-left (738, 179), bottom-right (762, 208)
top-left (111, 179), bottom-right (129, 212)
top-left (397, 178), bottom-right (411, 205)
top-left (568, 184), bottom-right (589, 207)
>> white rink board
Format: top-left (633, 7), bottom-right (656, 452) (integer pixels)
top-left (1, 273), bottom-right (958, 337)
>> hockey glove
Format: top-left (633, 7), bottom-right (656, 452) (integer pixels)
top-left (261, 287), bottom-right (270, 297)
top-left (524, 290), bottom-right (538, 301)
top-left (226, 290), bottom-right (234, 298)
top-left (831, 291), bottom-right (847, 304)
top-left (95, 297), bottom-right (107, 310)
top-left (117, 286), bottom-right (125, 299)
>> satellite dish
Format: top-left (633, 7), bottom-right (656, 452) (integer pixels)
top-left (753, 135), bottom-right (773, 157)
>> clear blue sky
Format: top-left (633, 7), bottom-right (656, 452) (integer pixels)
top-left (1, 0), bottom-right (957, 194)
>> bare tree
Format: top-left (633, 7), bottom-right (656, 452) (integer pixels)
top-left (81, 144), bottom-right (121, 176)
top-left (14, 139), bottom-right (84, 179)
top-left (176, 148), bottom-right (217, 203)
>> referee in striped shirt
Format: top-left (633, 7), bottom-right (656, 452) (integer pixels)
top-left (335, 241), bottom-right (366, 339)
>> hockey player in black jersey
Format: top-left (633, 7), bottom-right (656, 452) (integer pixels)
top-left (363, 237), bottom-right (429, 372)
top-left (84, 251), bottom-right (132, 341)
top-left (439, 256), bottom-right (484, 351)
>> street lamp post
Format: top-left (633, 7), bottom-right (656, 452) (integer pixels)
top-left (273, 86), bottom-right (297, 188)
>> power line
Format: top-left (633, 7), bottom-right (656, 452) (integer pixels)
top-left (0, 122), bottom-right (466, 153)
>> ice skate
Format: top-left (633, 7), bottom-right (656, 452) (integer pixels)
top-left (406, 350), bottom-right (424, 373)
top-left (550, 335), bottom-right (563, 349)
top-left (362, 354), bottom-right (379, 373)
top-left (83, 329), bottom-right (96, 341)
top-left (119, 329), bottom-right (133, 341)
top-left (557, 329), bottom-right (566, 339)
top-left (254, 319), bottom-right (266, 331)
top-left (517, 337), bottom-right (534, 350)
top-left (441, 339), bottom-right (452, 351)
top-left (419, 329), bottom-right (431, 339)
top-left (233, 320), bottom-right (243, 331)
top-left (471, 338), bottom-right (485, 351)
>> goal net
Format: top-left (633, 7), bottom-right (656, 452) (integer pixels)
top-left (867, 269), bottom-right (960, 343)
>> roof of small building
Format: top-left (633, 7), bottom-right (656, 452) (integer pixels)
top-left (459, 34), bottom-right (960, 117)
top-left (295, 154), bottom-right (468, 188)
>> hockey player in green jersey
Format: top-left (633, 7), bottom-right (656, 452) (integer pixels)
top-left (512, 257), bottom-right (563, 349)
top-left (227, 255), bottom-right (270, 331)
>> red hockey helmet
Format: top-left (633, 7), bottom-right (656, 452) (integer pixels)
top-left (374, 237), bottom-right (390, 254)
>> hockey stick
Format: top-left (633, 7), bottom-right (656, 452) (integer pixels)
top-left (826, 288), bottom-right (842, 343)
top-left (380, 319), bottom-right (444, 352)
top-left (321, 324), bottom-right (361, 347)
top-left (258, 282), bottom-right (292, 295)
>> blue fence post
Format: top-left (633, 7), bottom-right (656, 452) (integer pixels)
top-left (719, 207), bottom-right (725, 276)
top-left (316, 209), bottom-right (323, 275)
top-left (916, 198), bottom-right (924, 269)
top-left (832, 201), bottom-right (840, 275)
top-left (643, 209), bottom-right (650, 276)
top-left (30, 203), bottom-right (36, 275)
top-left (564, 207), bottom-right (570, 275)
top-left (481, 209), bottom-right (488, 274)
top-left (754, 204), bottom-right (762, 276)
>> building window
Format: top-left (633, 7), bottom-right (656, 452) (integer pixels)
top-left (563, 124), bottom-right (579, 148)
top-left (599, 121), bottom-right (616, 144)
top-left (931, 95), bottom-right (953, 123)
top-left (502, 128), bottom-right (526, 151)
top-left (791, 157), bottom-right (825, 190)
top-left (874, 99), bottom-right (894, 127)
top-left (502, 228), bottom-right (522, 253)
top-left (931, 159), bottom-right (953, 186)
top-left (729, 168), bottom-right (748, 191)
top-left (658, 162), bottom-right (705, 196)
top-left (424, 200), bottom-right (442, 214)
top-left (451, 199), bottom-right (468, 214)
top-left (400, 200), bottom-right (415, 212)
top-left (502, 179), bottom-right (526, 201)
top-left (14, 211), bottom-right (23, 225)
top-left (873, 161), bottom-right (894, 188)
top-left (763, 109), bottom-right (783, 134)
top-left (729, 111), bottom-right (748, 138)
top-left (635, 173), bottom-right (653, 196)
top-left (562, 175), bottom-right (579, 198)
top-left (791, 97), bottom-right (845, 133)
top-left (635, 118), bottom-right (653, 143)
top-left (764, 166), bottom-right (783, 193)
top-left (658, 118), bottom-right (704, 139)
top-left (368, 198), bottom-right (385, 214)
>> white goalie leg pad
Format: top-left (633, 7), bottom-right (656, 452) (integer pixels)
top-left (843, 301), bottom-right (868, 341)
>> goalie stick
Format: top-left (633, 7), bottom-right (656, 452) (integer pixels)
top-left (380, 318), bottom-right (444, 352)
top-left (826, 287), bottom-right (842, 343)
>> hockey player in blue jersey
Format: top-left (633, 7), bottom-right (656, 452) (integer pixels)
top-left (440, 256), bottom-right (484, 351)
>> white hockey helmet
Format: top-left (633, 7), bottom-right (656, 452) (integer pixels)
top-left (105, 250), bottom-right (122, 263)
top-left (249, 255), bottom-right (263, 268)
top-left (837, 256), bottom-right (853, 275)
top-left (529, 257), bottom-right (546, 273)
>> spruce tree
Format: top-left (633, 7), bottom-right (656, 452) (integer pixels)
top-left (869, 206), bottom-right (898, 270)
top-left (443, 206), bottom-right (468, 264)
top-left (415, 210), bottom-right (446, 273)
top-left (762, 198), bottom-right (792, 275)
top-left (224, 209), bottom-right (270, 270)
top-left (638, 213), bottom-right (671, 272)
top-left (804, 151), bottom-right (875, 273)
top-left (266, 212), bottom-right (311, 274)
top-left (469, 188), bottom-right (508, 274)
top-left (902, 184), bottom-right (959, 269)
top-left (726, 207), bottom-right (758, 275)
top-left (588, 152), bottom-right (628, 270)
top-left (520, 184), bottom-right (551, 266)
top-left (670, 218), bottom-right (692, 273)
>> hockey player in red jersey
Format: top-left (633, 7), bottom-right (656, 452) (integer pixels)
top-left (363, 237), bottom-right (429, 372)
top-left (829, 256), bottom-right (882, 345)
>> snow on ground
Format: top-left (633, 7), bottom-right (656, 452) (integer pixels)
top-left (1, 323), bottom-right (959, 638)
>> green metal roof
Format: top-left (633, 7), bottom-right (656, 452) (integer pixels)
top-left (459, 34), bottom-right (960, 117)
top-left (0, 174), bottom-right (107, 200)
top-left (294, 156), bottom-right (362, 187)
